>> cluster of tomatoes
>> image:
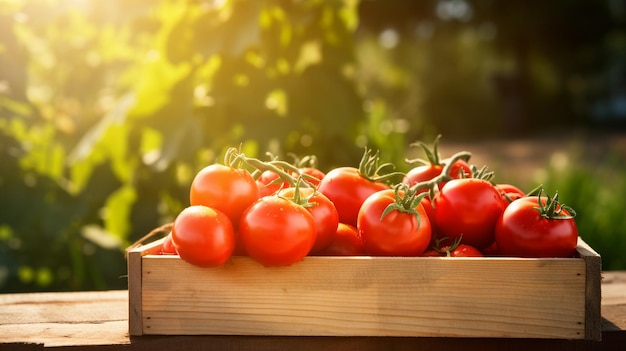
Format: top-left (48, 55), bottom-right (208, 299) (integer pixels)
top-left (159, 137), bottom-right (580, 268)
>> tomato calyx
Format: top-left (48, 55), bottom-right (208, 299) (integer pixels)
top-left (380, 183), bottom-right (428, 223)
top-left (277, 179), bottom-right (318, 209)
top-left (226, 148), bottom-right (317, 189)
top-left (358, 147), bottom-right (405, 184)
top-left (533, 187), bottom-right (577, 220)
top-left (409, 151), bottom-right (473, 195)
top-left (406, 134), bottom-right (472, 168)
top-left (429, 236), bottom-right (463, 257)
top-left (288, 153), bottom-right (318, 169)
top-left (469, 164), bottom-right (495, 181)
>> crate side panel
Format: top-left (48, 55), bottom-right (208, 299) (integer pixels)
top-left (140, 256), bottom-right (587, 338)
top-left (578, 238), bottom-right (602, 340)
top-left (127, 250), bottom-right (144, 336)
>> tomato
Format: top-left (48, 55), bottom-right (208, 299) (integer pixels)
top-left (403, 159), bottom-right (471, 193)
top-left (256, 170), bottom-right (290, 197)
top-left (481, 241), bottom-right (500, 256)
top-left (239, 195), bottom-right (316, 266)
top-left (297, 167), bottom-right (325, 187)
top-left (357, 188), bottom-right (432, 256)
top-left (231, 230), bottom-right (247, 256)
top-left (420, 196), bottom-right (438, 236)
top-left (441, 244), bottom-right (484, 257)
top-left (278, 187), bottom-right (339, 254)
top-left (496, 183), bottom-right (526, 207)
top-left (171, 205), bottom-right (235, 267)
top-left (315, 223), bottom-right (364, 256)
top-left (404, 135), bottom-right (471, 192)
top-left (160, 233), bottom-right (177, 255)
top-left (190, 164), bottom-right (259, 225)
top-left (318, 167), bottom-right (389, 226)
top-left (403, 165), bottom-right (441, 190)
top-left (495, 195), bottom-right (578, 258)
top-left (434, 178), bottom-right (505, 249)
top-left (423, 240), bottom-right (484, 257)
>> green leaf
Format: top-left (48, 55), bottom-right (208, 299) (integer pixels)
top-left (81, 224), bottom-right (123, 250)
top-left (102, 184), bottom-right (137, 246)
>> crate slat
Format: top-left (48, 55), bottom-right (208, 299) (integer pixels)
top-left (129, 238), bottom-right (600, 339)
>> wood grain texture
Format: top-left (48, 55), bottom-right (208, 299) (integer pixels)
top-left (140, 254), bottom-right (588, 338)
top-left (128, 237), bottom-right (166, 336)
top-left (0, 290), bottom-right (130, 347)
top-left (0, 272), bottom-right (624, 350)
top-left (578, 237), bottom-right (602, 340)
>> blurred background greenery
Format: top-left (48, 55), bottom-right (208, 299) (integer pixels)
top-left (0, 0), bottom-right (625, 292)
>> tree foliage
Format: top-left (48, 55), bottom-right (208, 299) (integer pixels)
top-left (1, 0), bottom-right (407, 292)
top-left (1, 0), bottom-right (624, 292)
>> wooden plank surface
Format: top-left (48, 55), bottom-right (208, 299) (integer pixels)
top-left (140, 255), bottom-right (587, 338)
top-left (0, 271), bottom-right (624, 350)
top-left (0, 291), bottom-right (129, 347)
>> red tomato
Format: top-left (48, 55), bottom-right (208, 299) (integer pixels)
top-left (496, 183), bottom-right (526, 207)
top-left (160, 233), bottom-right (177, 255)
top-left (190, 164), bottom-right (259, 225)
top-left (434, 178), bottom-right (505, 249)
top-left (357, 189), bottom-right (432, 256)
top-left (318, 167), bottom-right (390, 226)
top-left (231, 230), bottom-right (247, 256)
top-left (239, 195), bottom-right (316, 266)
top-left (297, 167), bottom-right (325, 187)
top-left (403, 165), bottom-right (442, 190)
top-left (495, 195), bottom-right (578, 258)
top-left (256, 170), bottom-right (290, 197)
top-left (315, 223), bottom-right (364, 256)
top-left (420, 196), bottom-right (438, 237)
top-left (403, 159), bottom-right (471, 193)
top-left (423, 244), bottom-right (484, 257)
top-left (279, 187), bottom-right (339, 254)
top-left (172, 205), bottom-right (235, 267)
top-left (444, 244), bottom-right (484, 257)
top-left (481, 241), bottom-right (500, 256)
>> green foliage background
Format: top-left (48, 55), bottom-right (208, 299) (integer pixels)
top-left (1, 0), bottom-right (624, 292)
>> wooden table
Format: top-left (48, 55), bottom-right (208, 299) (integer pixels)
top-left (1, 271), bottom-right (625, 350)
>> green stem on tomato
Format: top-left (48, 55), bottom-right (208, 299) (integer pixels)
top-left (380, 183), bottom-right (428, 226)
top-left (405, 134), bottom-right (472, 167)
top-left (358, 147), bottom-right (406, 185)
top-left (533, 187), bottom-right (576, 220)
top-left (408, 150), bottom-right (473, 194)
top-left (276, 178), bottom-right (317, 208)
top-left (470, 164), bottom-right (495, 181)
top-left (225, 148), bottom-right (315, 189)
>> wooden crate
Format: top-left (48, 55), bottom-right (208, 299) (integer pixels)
top-left (128, 237), bottom-right (601, 340)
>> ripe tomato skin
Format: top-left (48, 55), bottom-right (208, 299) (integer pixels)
top-left (172, 205), bottom-right (235, 267)
top-left (318, 167), bottom-right (390, 227)
top-left (315, 223), bottom-right (364, 256)
top-left (403, 160), bottom-right (471, 193)
top-left (279, 187), bottom-right (339, 254)
top-left (403, 165), bottom-right (442, 192)
top-left (495, 196), bottom-right (579, 258)
top-left (160, 233), bottom-right (177, 255)
top-left (481, 241), bottom-right (500, 256)
top-left (256, 170), bottom-right (290, 197)
top-left (239, 195), bottom-right (316, 267)
top-left (231, 230), bottom-right (247, 256)
top-left (357, 189), bottom-right (432, 256)
top-left (446, 244), bottom-right (484, 257)
top-left (298, 167), bottom-right (325, 187)
top-left (420, 196), bottom-right (438, 237)
top-left (423, 244), bottom-right (484, 257)
top-left (434, 178), bottom-right (505, 249)
top-left (496, 183), bottom-right (525, 207)
top-left (190, 164), bottom-right (259, 225)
